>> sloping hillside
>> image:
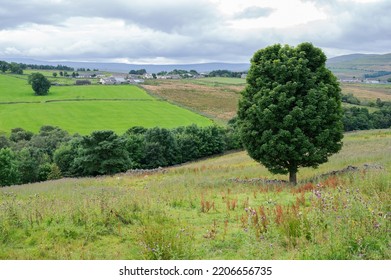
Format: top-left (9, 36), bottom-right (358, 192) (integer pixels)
top-left (1, 129), bottom-right (390, 260)
top-left (327, 53), bottom-right (391, 80)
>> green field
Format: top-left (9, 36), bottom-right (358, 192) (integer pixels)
top-left (0, 129), bottom-right (390, 259)
top-left (0, 74), bottom-right (213, 134)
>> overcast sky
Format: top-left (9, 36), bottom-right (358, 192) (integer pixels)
top-left (0, 0), bottom-right (389, 64)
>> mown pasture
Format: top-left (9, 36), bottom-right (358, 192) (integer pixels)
top-left (0, 74), bottom-right (213, 134)
top-left (0, 129), bottom-right (390, 259)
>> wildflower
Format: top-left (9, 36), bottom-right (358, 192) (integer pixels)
top-left (314, 189), bottom-right (322, 199)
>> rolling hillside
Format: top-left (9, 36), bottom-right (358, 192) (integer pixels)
top-left (327, 53), bottom-right (391, 80)
top-left (0, 129), bottom-right (390, 259)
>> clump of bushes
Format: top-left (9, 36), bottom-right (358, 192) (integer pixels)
top-left (0, 124), bottom-right (242, 186)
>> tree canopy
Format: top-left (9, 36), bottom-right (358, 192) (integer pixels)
top-left (28, 73), bottom-right (51, 96)
top-left (238, 42), bottom-right (344, 184)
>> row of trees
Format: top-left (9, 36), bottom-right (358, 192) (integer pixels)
top-left (207, 70), bottom-right (246, 78)
top-left (0, 61), bottom-right (23, 74)
top-left (363, 71), bottom-right (391, 79)
top-left (0, 61), bottom-right (74, 72)
top-left (343, 106), bottom-right (391, 131)
top-left (0, 126), bottom-right (70, 186)
top-left (129, 69), bottom-right (147, 75)
top-left (0, 124), bottom-right (241, 187)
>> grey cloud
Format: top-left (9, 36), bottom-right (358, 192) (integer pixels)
top-left (234, 6), bottom-right (274, 19)
top-left (0, 0), bottom-right (219, 34)
top-left (313, 1), bottom-right (391, 53)
top-left (0, 0), bottom-right (66, 28)
top-left (1, 0), bottom-right (390, 63)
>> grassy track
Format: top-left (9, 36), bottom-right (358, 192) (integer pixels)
top-left (0, 74), bottom-right (213, 134)
top-left (0, 129), bottom-right (390, 259)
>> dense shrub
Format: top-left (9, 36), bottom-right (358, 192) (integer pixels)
top-left (72, 130), bottom-right (131, 176)
top-left (343, 105), bottom-right (391, 131)
top-left (0, 148), bottom-right (19, 186)
top-left (343, 107), bottom-right (373, 131)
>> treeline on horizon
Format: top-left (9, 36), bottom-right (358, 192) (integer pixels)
top-left (1, 60), bottom-right (248, 77)
top-left (0, 124), bottom-right (241, 187)
top-left (0, 61), bottom-right (75, 74)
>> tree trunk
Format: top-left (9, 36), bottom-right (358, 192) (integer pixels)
top-left (289, 170), bottom-right (297, 185)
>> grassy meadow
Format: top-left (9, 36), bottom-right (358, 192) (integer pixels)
top-left (0, 74), bottom-right (213, 134)
top-left (143, 78), bottom-right (243, 122)
top-left (143, 78), bottom-right (391, 124)
top-left (341, 83), bottom-right (391, 102)
top-left (0, 129), bottom-right (390, 260)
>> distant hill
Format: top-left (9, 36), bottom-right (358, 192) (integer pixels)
top-left (1, 57), bottom-right (250, 74)
top-left (327, 53), bottom-right (391, 80)
top-left (3, 53), bottom-right (391, 80)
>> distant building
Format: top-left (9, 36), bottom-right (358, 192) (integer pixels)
top-left (365, 80), bottom-right (380, 84)
top-left (75, 80), bottom-right (92, 85)
top-left (100, 76), bottom-right (128, 85)
top-left (129, 78), bottom-right (145, 84)
top-left (113, 77), bottom-right (127, 84)
top-left (143, 73), bottom-right (154, 79)
top-left (100, 77), bottom-right (116, 85)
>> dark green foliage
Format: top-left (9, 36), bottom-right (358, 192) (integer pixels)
top-left (0, 135), bottom-right (10, 149)
top-left (125, 126), bottom-right (148, 135)
top-left (225, 117), bottom-right (243, 150)
top-left (9, 62), bottom-right (23, 74)
top-left (0, 148), bottom-right (19, 186)
top-left (9, 128), bottom-right (33, 143)
top-left (0, 60), bottom-right (9, 72)
top-left (29, 126), bottom-right (70, 157)
top-left (207, 70), bottom-right (246, 78)
top-left (28, 73), bottom-right (51, 96)
top-left (175, 125), bottom-right (202, 162)
top-left (2, 124), bottom-right (235, 184)
top-left (142, 127), bottom-right (179, 168)
top-left (123, 133), bottom-right (146, 169)
top-left (74, 130), bottom-right (131, 176)
top-left (342, 93), bottom-right (361, 105)
top-left (371, 107), bottom-right (391, 129)
top-left (17, 147), bottom-right (50, 184)
top-left (129, 69), bottom-right (147, 75)
top-left (53, 137), bottom-right (82, 177)
top-left (343, 105), bottom-right (391, 131)
top-left (37, 163), bottom-right (52, 182)
top-left (363, 71), bottom-right (391, 79)
top-left (47, 164), bottom-right (62, 180)
top-left (198, 126), bottom-right (226, 157)
top-left (343, 107), bottom-right (372, 131)
top-left (238, 43), bottom-right (344, 184)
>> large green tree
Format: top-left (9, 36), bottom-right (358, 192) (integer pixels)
top-left (28, 72), bottom-right (51, 95)
top-left (238, 43), bottom-right (343, 185)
